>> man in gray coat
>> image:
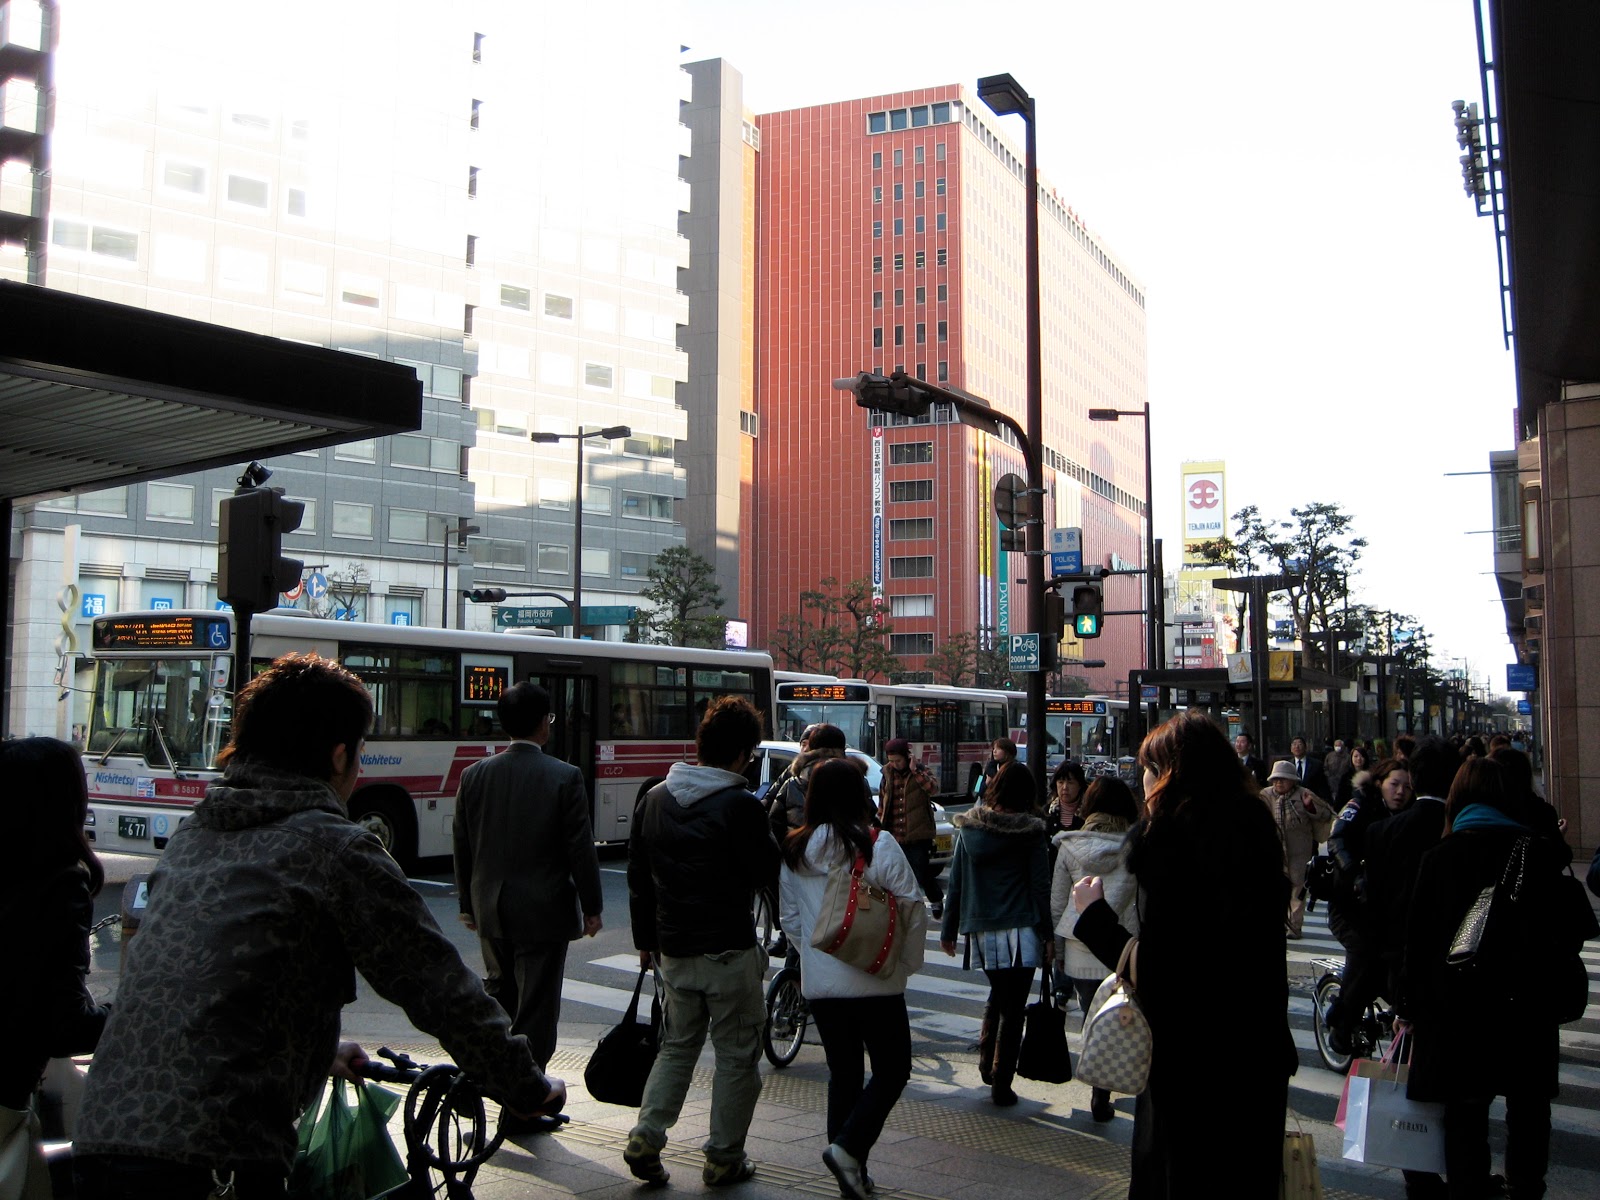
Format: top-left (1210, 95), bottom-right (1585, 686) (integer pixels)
top-left (455, 682), bottom-right (603, 1077)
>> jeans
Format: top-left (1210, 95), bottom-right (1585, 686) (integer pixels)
top-left (900, 840), bottom-right (944, 906)
top-left (481, 936), bottom-right (569, 1067)
top-left (74, 1153), bottom-right (286, 1199)
top-left (809, 995), bottom-right (912, 1166)
top-left (632, 945), bottom-right (766, 1165)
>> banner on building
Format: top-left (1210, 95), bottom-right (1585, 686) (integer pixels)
top-left (1181, 460), bottom-right (1226, 564)
top-left (871, 428), bottom-right (884, 599)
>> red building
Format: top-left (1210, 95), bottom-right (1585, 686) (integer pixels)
top-left (746, 86), bottom-right (1151, 692)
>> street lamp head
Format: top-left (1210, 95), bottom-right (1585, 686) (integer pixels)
top-left (597, 424), bottom-right (632, 440)
top-left (977, 73), bottom-right (1032, 118)
top-left (1087, 408), bottom-right (1121, 422)
top-left (529, 431), bottom-right (560, 444)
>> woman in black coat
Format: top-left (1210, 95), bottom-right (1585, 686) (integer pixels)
top-left (1398, 756), bottom-right (1597, 1200)
top-left (1, 738), bottom-right (110, 1179)
top-left (1072, 713), bottom-right (1292, 1199)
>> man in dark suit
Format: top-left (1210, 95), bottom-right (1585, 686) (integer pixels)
top-left (1288, 735), bottom-right (1330, 802)
top-left (455, 682), bottom-right (603, 1076)
top-left (1234, 731), bottom-right (1270, 788)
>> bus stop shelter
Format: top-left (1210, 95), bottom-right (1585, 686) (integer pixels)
top-left (0, 280), bottom-right (423, 729)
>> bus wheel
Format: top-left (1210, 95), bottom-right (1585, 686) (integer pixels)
top-left (350, 792), bottom-right (418, 871)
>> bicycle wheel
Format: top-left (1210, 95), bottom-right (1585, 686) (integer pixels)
top-left (753, 890), bottom-right (779, 955)
top-left (1312, 974), bottom-right (1353, 1074)
top-left (763, 968), bottom-right (808, 1068)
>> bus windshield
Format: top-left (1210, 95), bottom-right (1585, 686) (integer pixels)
top-left (88, 655), bottom-right (225, 770)
top-left (773, 701), bottom-right (870, 750)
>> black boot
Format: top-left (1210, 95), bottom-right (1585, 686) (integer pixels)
top-left (977, 1017), bottom-right (995, 1085)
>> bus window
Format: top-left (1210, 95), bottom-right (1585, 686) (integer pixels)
top-left (611, 663), bottom-right (691, 739)
top-left (691, 668), bottom-right (758, 727)
top-left (344, 645), bottom-right (457, 738)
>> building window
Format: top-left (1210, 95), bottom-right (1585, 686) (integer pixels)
top-left (740, 410), bottom-right (759, 436)
top-left (937, 248), bottom-right (948, 266)
top-left (894, 325), bottom-right (904, 346)
top-left (936, 177), bottom-right (946, 195)
top-left (622, 492), bottom-right (674, 519)
top-left (893, 149), bottom-right (903, 167)
top-left (890, 633), bottom-right (935, 656)
top-left (914, 145), bottom-right (925, 163)
top-left (388, 509), bottom-right (432, 543)
top-left (894, 289), bottom-right (904, 306)
top-left (538, 543), bottom-right (570, 574)
top-left (936, 213), bottom-right (946, 231)
top-left (146, 482), bottom-right (194, 522)
top-left (890, 442), bottom-right (933, 465)
top-left (889, 556), bottom-right (934, 579)
top-left (581, 547), bottom-right (610, 578)
top-left (91, 228), bottom-right (139, 261)
top-left (872, 256), bottom-right (882, 274)
top-left (585, 362), bottom-right (614, 389)
top-left (335, 439), bottom-right (377, 463)
top-left (915, 215), bottom-right (925, 233)
top-left (340, 279), bottom-right (380, 309)
top-left (467, 166), bottom-right (479, 198)
top-left (544, 293), bottom-right (574, 319)
top-left (893, 218), bottom-right (904, 236)
top-left (226, 175), bottom-right (269, 208)
top-left (933, 103), bottom-right (950, 123)
top-left (872, 152), bottom-right (882, 169)
top-left (873, 221), bottom-right (882, 239)
top-left (937, 320), bottom-right (948, 342)
top-left (80, 487), bottom-right (128, 516)
top-left (873, 291), bottom-right (882, 309)
top-left (286, 188), bottom-right (307, 217)
top-left (915, 286), bottom-right (925, 303)
top-left (868, 113), bottom-right (887, 134)
top-left (624, 433), bottom-right (675, 459)
top-left (914, 250), bottom-right (926, 269)
top-left (891, 594), bottom-right (934, 618)
top-left (937, 284), bottom-right (947, 301)
top-left (391, 434), bottom-right (456, 471)
top-left (463, 304), bottom-right (475, 335)
top-left (621, 551), bottom-right (654, 579)
top-left (163, 161), bottom-right (206, 194)
top-left (890, 517), bottom-right (933, 540)
top-left (471, 99), bottom-right (482, 129)
top-left (915, 362), bottom-right (926, 378)
top-left (873, 328), bottom-right (883, 348)
top-left (465, 235), bottom-right (477, 266)
top-left (582, 484), bottom-right (612, 515)
top-left (916, 323), bottom-right (926, 344)
top-left (935, 141), bottom-right (946, 160)
top-left (914, 180), bottom-right (924, 198)
top-left (873, 186), bottom-right (882, 203)
top-left (890, 479), bottom-right (933, 502)
top-left (332, 502), bottom-right (374, 538)
top-left (937, 361), bottom-right (949, 381)
top-left (473, 31), bottom-right (485, 61)
top-left (893, 253), bottom-right (904, 271)
top-left (894, 183), bottom-right (903, 201)
top-left (890, 110), bottom-right (908, 131)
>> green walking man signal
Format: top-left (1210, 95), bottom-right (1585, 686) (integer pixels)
top-left (1070, 581), bottom-right (1104, 639)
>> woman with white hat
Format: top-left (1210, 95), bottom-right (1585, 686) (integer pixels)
top-left (1262, 758), bottom-right (1335, 938)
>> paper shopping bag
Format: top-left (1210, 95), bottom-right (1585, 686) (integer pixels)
top-left (1340, 1068), bottom-right (1445, 1174)
top-left (1281, 1126), bottom-right (1323, 1200)
top-left (1334, 1057), bottom-right (1396, 1130)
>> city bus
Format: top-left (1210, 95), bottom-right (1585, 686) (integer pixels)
top-left (1043, 696), bottom-right (1133, 775)
top-left (774, 679), bottom-right (1025, 795)
top-left (82, 609), bottom-right (775, 868)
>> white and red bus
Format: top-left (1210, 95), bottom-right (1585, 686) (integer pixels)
top-left (82, 609), bottom-right (775, 868)
top-left (774, 678), bottom-right (1025, 796)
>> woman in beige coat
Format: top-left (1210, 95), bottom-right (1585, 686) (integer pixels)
top-left (1262, 759), bottom-right (1335, 938)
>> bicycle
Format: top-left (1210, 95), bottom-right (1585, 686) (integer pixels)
top-left (1309, 956), bottom-right (1395, 1074)
top-left (354, 1046), bottom-right (531, 1199)
top-left (762, 965), bottom-right (811, 1068)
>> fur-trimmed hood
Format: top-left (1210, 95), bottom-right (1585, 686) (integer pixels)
top-left (953, 805), bottom-right (1045, 836)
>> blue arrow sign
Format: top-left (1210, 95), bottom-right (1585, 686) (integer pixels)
top-left (306, 572), bottom-right (329, 600)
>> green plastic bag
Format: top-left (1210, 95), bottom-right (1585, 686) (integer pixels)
top-left (288, 1078), bottom-right (409, 1200)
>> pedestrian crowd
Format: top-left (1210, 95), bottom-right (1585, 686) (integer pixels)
top-left (9, 651), bottom-right (1597, 1200)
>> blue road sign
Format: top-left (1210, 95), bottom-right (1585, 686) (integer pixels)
top-left (1506, 663), bottom-right (1537, 692)
top-left (1516, 699), bottom-right (1531, 715)
top-left (390, 612), bottom-right (411, 625)
top-left (1049, 550), bottom-right (1082, 576)
top-left (1008, 632), bottom-right (1041, 673)
top-left (151, 597), bottom-right (173, 610)
top-left (81, 593), bottom-right (106, 618)
top-left (306, 572), bottom-right (329, 600)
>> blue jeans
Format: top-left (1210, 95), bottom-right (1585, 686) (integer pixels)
top-left (809, 994), bottom-right (912, 1165)
top-left (631, 945), bottom-right (766, 1165)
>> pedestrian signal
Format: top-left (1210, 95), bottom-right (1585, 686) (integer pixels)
top-left (1070, 583), bottom-right (1103, 639)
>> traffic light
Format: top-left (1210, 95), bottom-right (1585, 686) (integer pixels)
top-left (833, 371), bottom-right (934, 418)
top-left (466, 588), bottom-right (508, 603)
top-left (218, 487), bottom-right (304, 612)
top-left (1070, 582), bottom-right (1104, 639)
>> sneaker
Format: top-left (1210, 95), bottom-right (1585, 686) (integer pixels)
top-left (624, 1134), bottom-right (670, 1186)
top-left (1327, 1024), bottom-right (1351, 1056)
top-left (823, 1144), bottom-right (870, 1200)
top-left (703, 1157), bottom-right (757, 1187)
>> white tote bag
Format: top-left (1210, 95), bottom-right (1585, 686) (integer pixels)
top-left (1340, 1065), bottom-right (1446, 1175)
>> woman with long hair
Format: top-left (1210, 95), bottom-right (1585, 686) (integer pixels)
top-left (1048, 777), bottom-right (1140, 1122)
top-left (1, 737), bottom-right (111, 1184)
top-left (1397, 756), bottom-right (1597, 1199)
top-left (1046, 761), bottom-right (1088, 836)
top-left (1072, 713), bottom-right (1292, 1198)
top-left (940, 761), bottom-right (1052, 1107)
top-left (779, 758), bottom-right (923, 1200)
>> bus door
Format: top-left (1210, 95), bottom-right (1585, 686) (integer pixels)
top-left (935, 700), bottom-right (961, 793)
top-left (530, 672), bottom-right (598, 833)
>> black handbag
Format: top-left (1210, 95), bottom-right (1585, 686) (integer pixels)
top-left (1016, 971), bottom-right (1072, 1084)
top-left (584, 966), bottom-right (661, 1106)
top-left (1305, 853), bottom-right (1341, 903)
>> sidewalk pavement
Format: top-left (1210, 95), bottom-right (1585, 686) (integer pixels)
top-left (348, 1018), bottom-right (1410, 1200)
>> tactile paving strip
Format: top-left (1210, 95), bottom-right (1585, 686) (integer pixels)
top-left (381, 1042), bottom-right (1370, 1200)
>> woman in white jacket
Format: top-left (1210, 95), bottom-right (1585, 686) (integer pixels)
top-left (780, 758), bottom-right (925, 1200)
top-left (1048, 776), bottom-right (1140, 1122)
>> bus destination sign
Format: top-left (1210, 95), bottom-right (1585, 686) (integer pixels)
top-left (1047, 699), bottom-right (1107, 716)
top-left (778, 683), bottom-right (872, 702)
top-left (462, 663), bottom-right (508, 703)
top-left (92, 614), bottom-right (232, 653)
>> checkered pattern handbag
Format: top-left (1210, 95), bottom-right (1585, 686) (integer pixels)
top-left (1075, 939), bottom-right (1152, 1095)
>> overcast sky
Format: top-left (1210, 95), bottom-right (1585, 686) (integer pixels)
top-left (677, 0), bottom-right (1516, 695)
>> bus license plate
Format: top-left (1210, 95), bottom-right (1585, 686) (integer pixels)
top-left (119, 814), bottom-right (150, 839)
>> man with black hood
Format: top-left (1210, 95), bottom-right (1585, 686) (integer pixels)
top-left (625, 695), bottom-right (781, 1189)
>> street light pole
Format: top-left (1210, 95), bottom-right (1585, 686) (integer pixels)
top-left (431, 515), bottom-right (479, 629)
top-left (1087, 405), bottom-right (1159, 731)
top-left (979, 72), bottom-right (1047, 808)
top-left (531, 424), bottom-right (630, 639)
